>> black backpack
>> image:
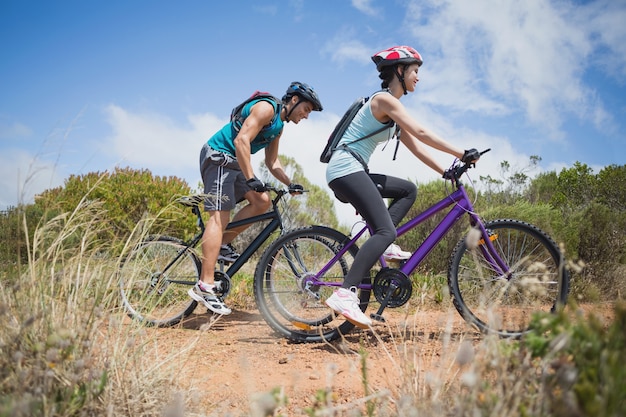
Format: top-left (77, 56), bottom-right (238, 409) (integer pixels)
top-left (320, 91), bottom-right (395, 170)
top-left (230, 91), bottom-right (281, 133)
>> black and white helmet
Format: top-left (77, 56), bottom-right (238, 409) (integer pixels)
top-left (283, 81), bottom-right (323, 111)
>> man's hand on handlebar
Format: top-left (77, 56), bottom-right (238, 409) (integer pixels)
top-left (246, 177), bottom-right (267, 193)
top-left (288, 183), bottom-right (305, 195)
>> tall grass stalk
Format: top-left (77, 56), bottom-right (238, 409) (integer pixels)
top-left (0, 196), bottom-right (206, 416)
top-left (297, 302), bottom-right (621, 416)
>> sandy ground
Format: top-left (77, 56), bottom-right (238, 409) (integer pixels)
top-left (121, 302), bottom-right (615, 416)
top-left (137, 305), bottom-right (487, 416)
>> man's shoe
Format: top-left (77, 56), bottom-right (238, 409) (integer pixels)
top-left (383, 243), bottom-right (411, 260)
top-left (325, 287), bottom-right (372, 328)
top-left (218, 243), bottom-right (240, 263)
top-left (188, 282), bottom-right (232, 315)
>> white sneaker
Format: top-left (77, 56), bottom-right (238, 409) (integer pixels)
top-left (188, 282), bottom-right (232, 315)
top-left (325, 287), bottom-right (372, 328)
top-left (383, 243), bottom-right (411, 260)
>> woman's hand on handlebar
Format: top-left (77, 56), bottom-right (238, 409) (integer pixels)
top-left (442, 169), bottom-right (457, 181)
top-left (443, 148), bottom-right (491, 182)
top-left (462, 148), bottom-right (481, 165)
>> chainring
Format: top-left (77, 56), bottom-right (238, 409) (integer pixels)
top-left (214, 270), bottom-right (232, 297)
top-left (373, 268), bottom-right (412, 308)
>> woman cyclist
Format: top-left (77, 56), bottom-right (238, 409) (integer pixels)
top-left (324, 46), bottom-right (479, 327)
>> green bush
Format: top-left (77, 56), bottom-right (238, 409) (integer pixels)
top-left (523, 302), bottom-right (626, 416)
top-left (574, 203), bottom-right (626, 299)
top-left (480, 200), bottom-right (564, 242)
top-left (34, 167), bottom-right (197, 250)
top-left (0, 204), bottom-right (46, 271)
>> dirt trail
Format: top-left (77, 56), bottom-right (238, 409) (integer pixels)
top-left (144, 306), bottom-right (479, 415)
top-left (131, 303), bottom-right (614, 416)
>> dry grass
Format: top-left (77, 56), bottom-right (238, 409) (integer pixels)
top-left (1, 197), bottom-right (621, 417)
top-left (0, 198), bottom-right (203, 416)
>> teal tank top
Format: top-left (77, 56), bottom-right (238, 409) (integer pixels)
top-left (207, 98), bottom-right (284, 157)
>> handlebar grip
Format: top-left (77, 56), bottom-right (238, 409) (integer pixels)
top-left (447, 148), bottom-right (491, 181)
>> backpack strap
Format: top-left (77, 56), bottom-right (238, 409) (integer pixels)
top-left (333, 88), bottom-right (398, 172)
top-left (231, 94), bottom-right (282, 133)
top-left (334, 122), bottom-right (393, 172)
top-left (392, 125), bottom-right (401, 161)
top-left (334, 89), bottom-right (395, 172)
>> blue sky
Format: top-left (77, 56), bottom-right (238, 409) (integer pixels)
top-left (1, 0), bottom-right (625, 226)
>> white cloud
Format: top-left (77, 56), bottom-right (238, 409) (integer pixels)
top-left (0, 120), bottom-right (33, 140)
top-left (351, 0), bottom-right (380, 17)
top-left (0, 148), bottom-right (63, 208)
top-left (403, 0), bottom-right (623, 140)
top-left (321, 31), bottom-right (372, 67)
top-left (102, 104), bottom-right (227, 190)
top-left (582, 0), bottom-right (626, 80)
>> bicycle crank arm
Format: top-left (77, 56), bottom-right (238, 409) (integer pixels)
top-left (370, 283), bottom-right (398, 323)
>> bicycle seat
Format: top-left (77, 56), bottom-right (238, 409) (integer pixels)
top-left (177, 195), bottom-right (208, 208)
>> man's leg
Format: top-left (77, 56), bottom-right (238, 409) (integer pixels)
top-left (221, 190), bottom-right (271, 244)
top-left (193, 145), bottom-right (236, 314)
top-left (200, 210), bottom-right (231, 284)
top-left (191, 209), bottom-right (232, 315)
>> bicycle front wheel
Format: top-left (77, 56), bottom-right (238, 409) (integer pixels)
top-left (119, 235), bottom-right (200, 326)
top-left (254, 226), bottom-right (367, 343)
top-left (448, 219), bottom-right (569, 338)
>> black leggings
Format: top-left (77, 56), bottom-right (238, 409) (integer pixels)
top-left (329, 172), bottom-right (417, 288)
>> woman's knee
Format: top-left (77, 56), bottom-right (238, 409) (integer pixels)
top-left (375, 224), bottom-right (397, 243)
top-left (407, 181), bottom-right (418, 199)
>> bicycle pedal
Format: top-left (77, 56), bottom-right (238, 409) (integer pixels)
top-left (370, 313), bottom-right (386, 323)
top-left (216, 259), bottom-right (232, 272)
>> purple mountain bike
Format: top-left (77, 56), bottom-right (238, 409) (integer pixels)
top-left (253, 149), bottom-right (570, 343)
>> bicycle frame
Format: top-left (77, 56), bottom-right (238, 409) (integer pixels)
top-left (314, 182), bottom-right (509, 290)
top-left (254, 149), bottom-right (568, 340)
top-left (221, 205), bottom-right (284, 278)
top-left (166, 190), bottom-right (288, 282)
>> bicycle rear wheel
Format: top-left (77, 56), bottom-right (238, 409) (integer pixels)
top-left (448, 219), bottom-right (569, 338)
top-left (254, 226), bottom-right (367, 343)
top-left (119, 235), bottom-right (200, 326)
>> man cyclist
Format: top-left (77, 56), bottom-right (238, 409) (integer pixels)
top-left (190, 82), bottom-right (323, 315)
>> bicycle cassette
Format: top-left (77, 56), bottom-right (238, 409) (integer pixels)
top-left (373, 268), bottom-right (412, 308)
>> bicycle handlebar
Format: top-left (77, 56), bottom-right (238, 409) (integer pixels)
top-left (177, 185), bottom-right (299, 210)
top-left (446, 148), bottom-right (491, 183)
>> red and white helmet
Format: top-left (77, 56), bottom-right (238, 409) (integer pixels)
top-left (371, 46), bottom-right (423, 71)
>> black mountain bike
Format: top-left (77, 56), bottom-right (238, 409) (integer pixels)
top-left (118, 186), bottom-right (295, 326)
top-left (253, 150), bottom-right (570, 343)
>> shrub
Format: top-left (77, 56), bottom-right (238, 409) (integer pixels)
top-left (0, 199), bottom-right (198, 416)
top-left (34, 167), bottom-right (197, 252)
top-left (523, 302), bottom-right (626, 416)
